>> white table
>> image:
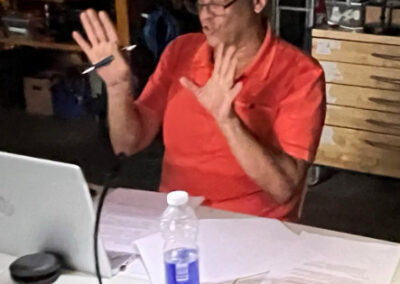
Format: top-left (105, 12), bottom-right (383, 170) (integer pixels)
top-left (1, 206), bottom-right (399, 283)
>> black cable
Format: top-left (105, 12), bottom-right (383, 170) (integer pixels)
top-left (94, 153), bottom-right (127, 284)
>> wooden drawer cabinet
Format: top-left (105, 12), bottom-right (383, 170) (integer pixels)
top-left (326, 84), bottom-right (400, 113)
top-left (312, 28), bottom-right (400, 179)
top-left (320, 61), bottom-right (400, 90)
top-left (312, 38), bottom-right (400, 68)
top-left (317, 126), bottom-right (400, 178)
top-left (326, 105), bottom-right (400, 136)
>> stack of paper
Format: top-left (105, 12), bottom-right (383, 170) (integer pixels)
top-left (135, 218), bottom-right (299, 284)
top-left (99, 188), bottom-right (203, 254)
top-left (134, 218), bottom-right (400, 284)
top-left (267, 232), bottom-right (400, 284)
top-left (98, 189), bottom-right (400, 284)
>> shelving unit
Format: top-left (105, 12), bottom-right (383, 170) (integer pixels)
top-left (312, 28), bottom-right (400, 179)
top-left (0, 37), bottom-right (81, 51)
top-left (115, 0), bottom-right (130, 46)
top-left (0, 0), bottom-right (131, 51)
top-left (272, 0), bottom-right (316, 35)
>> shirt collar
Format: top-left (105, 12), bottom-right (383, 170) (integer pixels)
top-left (191, 27), bottom-right (276, 81)
top-left (192, 34), bottom-right (213, 70)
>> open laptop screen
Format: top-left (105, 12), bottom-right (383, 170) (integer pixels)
top-left (0, 151), bottom-right (113, 277)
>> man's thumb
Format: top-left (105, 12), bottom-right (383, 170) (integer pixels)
top-left (231, 81), bottom-right (243, 98)
top-left (179, 77), bottom-right (200, 95)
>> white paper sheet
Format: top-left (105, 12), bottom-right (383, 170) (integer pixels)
top-left (268, 255), bottom-right (370, 283)
top-left (301, 232), bottom-right (400, 284)
top-left (119, 257), bottom-right (149, 279)
top-left (135, 218), bottom-right (298, 284)
top-left (100, 188), bottom-right (204, 254)
top-left (268, 232), bottom-right (400, 284)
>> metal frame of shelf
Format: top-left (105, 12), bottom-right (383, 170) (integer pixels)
top-left (272, 0), bottom-right (316, 35)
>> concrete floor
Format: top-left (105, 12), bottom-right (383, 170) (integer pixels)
top-left (302, 170), bottom-right (400, 243)
top-left (1, 108), bottom-right (399, 243)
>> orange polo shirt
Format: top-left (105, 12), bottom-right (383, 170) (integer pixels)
top-left (136, 28), bottom-right (326, 220)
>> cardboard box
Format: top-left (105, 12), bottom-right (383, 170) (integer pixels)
top-left (24, 76), bottom-right (53, 116)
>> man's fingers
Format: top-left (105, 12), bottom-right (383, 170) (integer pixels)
top-left (230, 81), bottom-right (243, 100)
top-left (220, 46), bottom-right (236, 79)
top-left (179, 77), bottom-right (201, 95)
top-left (226, 57), bottom-right (238, 84)
top-left (80, 11), bottom-right (99, 46)
top-left (72, 31), bottom-right (91, 55)
top-left (99, 11), bottom-right (119, 43)
top-left (86, 9), bottom-right (108, 42)
top-left (213, 43), bottom-right (224, 77)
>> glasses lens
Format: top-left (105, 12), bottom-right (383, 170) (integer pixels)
top-left (209, 4), bottom-right (224, 15)
top-left (196, 3), bottom-right (225, 16)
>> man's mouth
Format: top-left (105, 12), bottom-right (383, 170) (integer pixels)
top-left (202, 25), bottom-right (214, 34)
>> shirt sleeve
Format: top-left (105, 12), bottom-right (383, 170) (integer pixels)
top-left (135, 39), bottom-right (178, 123)
top-left (273, 60), bottom-right (326, 162)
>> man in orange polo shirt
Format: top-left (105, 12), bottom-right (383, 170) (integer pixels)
top-left (73, 0), bottom-right (325, 221)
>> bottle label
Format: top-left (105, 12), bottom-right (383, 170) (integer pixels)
top-left (176, 262), bottom-right (189, 282)
top-left (164, 248), bottom-right (199, 284)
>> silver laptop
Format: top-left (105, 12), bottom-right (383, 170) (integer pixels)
top-left (0, 151), bottom-right (131, 277)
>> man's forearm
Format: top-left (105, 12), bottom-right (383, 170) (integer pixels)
top-left (218, 116), bottom-right (307, 204)
top-left (107, 81), bottom-right (144, 155)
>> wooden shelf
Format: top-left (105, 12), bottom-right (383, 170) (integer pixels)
top-left (0, 0), bottom-right (131, 50)
top-left (312, 27), bottom-right (400, 45)
top-left (0, 37), bottom-right (81, 52)
top-left (29, 0), bottom-right (82, 3)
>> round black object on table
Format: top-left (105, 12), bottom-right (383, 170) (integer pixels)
top-left (9, 253), bottom-right (62, 284)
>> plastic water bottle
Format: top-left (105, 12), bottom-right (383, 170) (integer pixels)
top-left (160, 191), bottom-right (200, 284)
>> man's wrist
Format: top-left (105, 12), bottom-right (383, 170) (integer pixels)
top-left (105, 68), bottom-right (135, 89)
top-left (107, 80), bottom-right (131, 91)
top-left (217, 113), bottom-right (242, 136)
top-left (106, 74), bottom-right (136, 96)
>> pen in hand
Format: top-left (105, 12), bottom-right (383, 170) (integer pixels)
top-left (81, 44), bottom-right (137, 75)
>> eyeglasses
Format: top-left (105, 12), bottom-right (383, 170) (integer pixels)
top-left (196, 0), bottom-right (240, 16)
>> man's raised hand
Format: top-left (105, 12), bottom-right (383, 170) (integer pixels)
top-left (180, 44), bottom-right (242, 124)
top-left (72, 9), bottom-right (132, 87)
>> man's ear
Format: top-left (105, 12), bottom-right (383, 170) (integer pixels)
top-left (253, 0), bottom-right (267, 14)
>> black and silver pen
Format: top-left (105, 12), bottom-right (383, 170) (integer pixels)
top-left (82, 44), bottom-right (137, 75)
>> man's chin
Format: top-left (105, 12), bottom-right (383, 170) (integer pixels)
top-left (204, 34), bottom-right (221, 48)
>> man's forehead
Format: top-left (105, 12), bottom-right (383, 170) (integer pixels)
top-left (197, 0), bottom-right (227, 4)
